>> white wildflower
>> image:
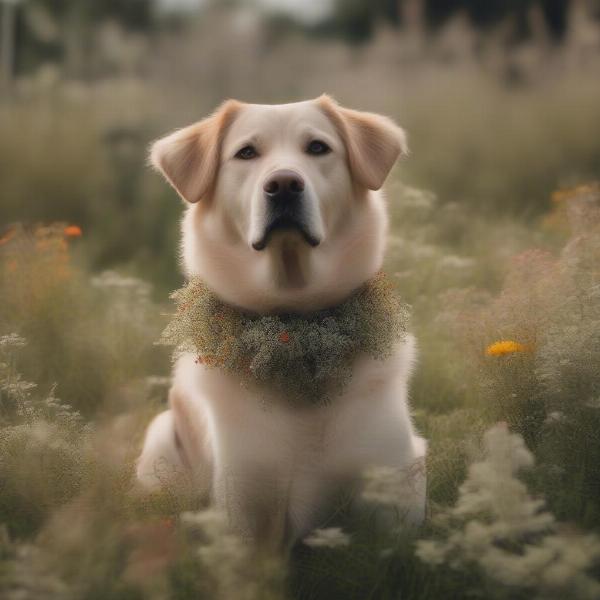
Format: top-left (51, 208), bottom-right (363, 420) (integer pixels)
top-left (362, 460), bottom-right (425, 508)
top-left (181, 508), bottom-right (251, 566)
top-left (362, 465), bottom-right (408, 506)
top-left (91, 270), bottom-right (153, 327)
top-left (181, 508), bottom-right (230, 540)
top-left (361, 458), bottom-right (427, 526)
top-left (544, 411), bottom-right (567, 425)
top-left (91, 270), bottom-right (151, 295)
top-left (585, 397), bottom-right (600, 409)
top-left (179, 508), bottom-right (282, 600)
top-left (416, 424), bottom-right (600, 599)
top-left (0, 334), bottom-right (27, 349)
top-left (1, 377), bottom-right (37, 396)
top-left (303, 527), bottom-right (351, 549)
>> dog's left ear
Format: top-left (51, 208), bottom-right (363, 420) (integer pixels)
top-left (317, 95), bottom-right (408, 191)
top-left (149, 99), bottom-right (242, 203)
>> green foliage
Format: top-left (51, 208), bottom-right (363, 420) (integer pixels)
top-left (0, 84), bottom-right (181, 293)
top-left (442, 186), bottom-right (600, 528)
top-left (3, 187), bottom-right (600, 598)
top-left (0, 224), bottom-right (168, 415)
top-left (2, 186), bottom-right (600, 600)
top-left (417, 424), bottom-right (600, 600)
top-left (401, 74), bottom-right (600, 218)
top-left (0, 332), bottom-right (87, 538)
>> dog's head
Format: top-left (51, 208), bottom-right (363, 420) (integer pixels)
top-left (150, 96), bottom-right (407, 313)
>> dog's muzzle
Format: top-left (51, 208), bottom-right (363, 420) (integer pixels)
top-left (252, 169), bottom-right (321, 251)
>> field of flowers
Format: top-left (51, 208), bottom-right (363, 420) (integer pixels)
top-left (2, 183), bottom-right (600, 599)
top-left (2, 4), bottom-right (600, 598)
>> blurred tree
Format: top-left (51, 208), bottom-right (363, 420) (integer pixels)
top-left (426, 0), bottom-right (569, 37)
top-left (14, 0), bottom-right (154, 76)
top-left (319, 0), bottom-right (574, 42)
top-left (29, 0), bottom-right (153, 30)
top-left (315, 0), bottom-right (400, 42)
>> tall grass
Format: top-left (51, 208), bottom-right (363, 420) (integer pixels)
top-left (2, 185), bottom-right (600, 599)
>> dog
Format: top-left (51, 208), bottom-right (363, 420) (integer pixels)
top-left (137, 95), bottom-right (426, 547)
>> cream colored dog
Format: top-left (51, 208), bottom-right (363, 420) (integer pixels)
top-left (137, 96), bottom-right (426, 546)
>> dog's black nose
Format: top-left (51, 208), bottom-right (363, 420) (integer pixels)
top-left (263, 170), bottom-right (305, 202)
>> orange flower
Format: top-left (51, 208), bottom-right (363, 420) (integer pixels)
top-left (196, 354), bottom-right (219, 367)
top-left (278, 331), bottom-right (291, 344)
top-left (485, 340), bottom-right (532, 357)
top-left (64, 225), bottom-right (83, 238)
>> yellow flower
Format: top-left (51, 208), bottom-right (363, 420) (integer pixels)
top-left (485, 340), bottom-right (530, 357)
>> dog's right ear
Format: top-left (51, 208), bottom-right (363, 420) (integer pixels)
top-left (149, 100), bottom-right (242, 203)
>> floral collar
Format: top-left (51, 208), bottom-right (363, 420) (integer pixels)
top-left (160, 273), bottom-right (409, 405)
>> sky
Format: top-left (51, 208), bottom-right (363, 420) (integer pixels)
top-left (156, 0), bottom-right (333, 23)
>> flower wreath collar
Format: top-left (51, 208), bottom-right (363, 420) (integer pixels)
top-left (160, 273), bottom-right (409, 405)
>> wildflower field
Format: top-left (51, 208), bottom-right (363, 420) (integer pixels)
top-left (2, 2), bottom-right (600, 599)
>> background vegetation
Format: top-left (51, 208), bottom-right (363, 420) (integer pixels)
top-left (1, 1), bottom-right (600, 598)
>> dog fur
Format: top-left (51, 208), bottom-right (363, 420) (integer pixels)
top-left (137, 96), bottom-right (426, 547)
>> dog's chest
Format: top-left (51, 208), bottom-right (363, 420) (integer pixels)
top-left (178, 349), bottom-right (407, 474)
top-left (203, 376), bottom-right (367, 533)
top-left (173, 343), bottom-right (416, 538)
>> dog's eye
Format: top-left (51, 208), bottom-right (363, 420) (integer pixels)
top-left (235, 145), bottom-right (258, 160)
top-left (306, 140), bottom-right (331, 156)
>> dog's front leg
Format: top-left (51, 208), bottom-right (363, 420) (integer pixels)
top-left (213, 464), bottom-right (290, 549)
top-left (137, 386), bottom-right (213, 499)
top-left (137, 409), bottom-right (188, 489)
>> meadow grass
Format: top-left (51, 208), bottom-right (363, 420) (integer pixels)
top-left (2, 10), bottom-right (600, 597)
top-left (2, 183), bottom-right (600, 599)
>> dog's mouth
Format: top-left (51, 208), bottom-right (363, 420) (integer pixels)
top-left (252, 215), bottom-right (321, 251)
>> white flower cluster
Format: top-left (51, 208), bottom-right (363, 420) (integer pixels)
top-left (180, 509), bottom-right (283, 600)
top-left (303, 527), bottom-right (351, 549)
top-left (0, 334), bottom-right (27, 349)
top-left (361, 458), bottom-right (427, 527)
top-left (1, 337), bottom-right (82, 429)
top-left (91, 270), bottom-right (152, 327)
top-left (91, 270), bottom-right (151, 299)
top-left (417, 424), bottom-right (600, 599)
